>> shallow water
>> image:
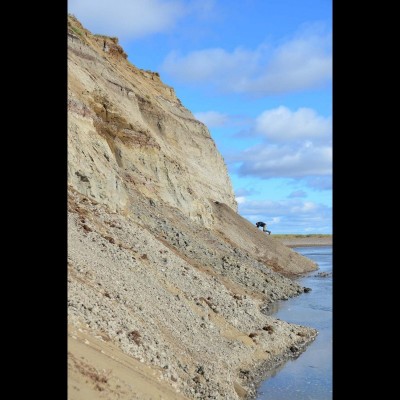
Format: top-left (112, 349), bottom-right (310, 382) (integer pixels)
top-left (257, 246), bottom-right (332, 400)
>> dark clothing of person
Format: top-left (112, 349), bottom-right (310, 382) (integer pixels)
top-left (255, 221), bottom-right (271, 235)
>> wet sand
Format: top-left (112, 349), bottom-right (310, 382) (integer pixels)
top-left (276, 236), bottom-right (332, 248)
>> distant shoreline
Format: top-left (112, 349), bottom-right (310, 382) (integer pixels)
top-left (273, 235), bottom-right (332, 248)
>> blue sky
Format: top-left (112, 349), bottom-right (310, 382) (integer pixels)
top-left (69, 0), bottom-right (332, 234)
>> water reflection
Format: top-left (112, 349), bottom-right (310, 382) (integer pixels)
top-left (257, 246), bottom-right (332, 400)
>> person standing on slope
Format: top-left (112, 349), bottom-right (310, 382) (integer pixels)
top-left (255, 221), bottom-right (271, 235)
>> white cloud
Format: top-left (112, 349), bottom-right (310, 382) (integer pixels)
top-left (233, 142), bottom-right (332, 179)
top-left (161, 25), bottom-right (331, 95)
top-left (291, 201), bottom-right (316, 213)
top-left (238, 198), bottom-right (332, 234)
top-left (68, 0), bottom-right (186, 39)
top-left (163, 47), bottom-right (259, 83)
top-left (235, 188), bottom-right (258, 197)
top-left (243, 29), bottom-right (332, 95)
top-left (194, 111), bottom-right (229, 127)
top-left (255, 106), bottom-right (331, 143)
top-left (226, 106), bottom-right (332, 186)
top-left (235, 196), bottom-right (246, 205)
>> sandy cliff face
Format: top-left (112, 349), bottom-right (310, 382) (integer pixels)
top-left (68, 17), bottom-right (236, 228)
top-left (68, 15), bottom-right (318, 400)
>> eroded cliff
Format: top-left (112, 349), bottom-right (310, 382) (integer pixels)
top-left (68, 15), bottom-right (318, 400)
top-left (68, 16), bottom-right (236, 229)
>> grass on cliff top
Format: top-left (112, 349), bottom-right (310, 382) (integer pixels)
top-left (68, 14), bottom-right (118, 43)
top-left (272, 234), bottom-right (332, 239)
top-left (68, 14), bottom-right (85, 37)
top-left (71, 26), bottom-right (83, 37)
top-left (94, 34), bottom-right (119, 43)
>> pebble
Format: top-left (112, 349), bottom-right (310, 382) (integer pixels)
top-left (68, 189), bottom-right (318, 399)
